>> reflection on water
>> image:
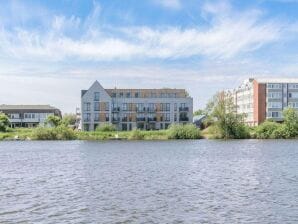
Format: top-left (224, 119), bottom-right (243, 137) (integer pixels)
top-left (0, 140), bottom-right (297, 223)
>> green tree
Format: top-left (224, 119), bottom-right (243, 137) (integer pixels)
top-left (45, 115), bottom-right (62, 127)
top-left (283, 108), bottom-right (298, 137)
top-left (61, 114), bottom-right (76, 126)
top-left (207, 92), bottom-right (250, 139)
top-left (0, 113), bottom-right (10, 132)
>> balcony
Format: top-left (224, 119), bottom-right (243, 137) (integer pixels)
top-left (137, 117), bottom-right (146, 122)
top-left (112, 107), bottom-right (120, 112)
top-left (148, 117), bottom-right (157, 122)
top-left (179, 117), bottom-right (189, 122)
top-left (179, 107), bottom-right (189, 112)
top-left (112, 118), bottom-right (120, 123)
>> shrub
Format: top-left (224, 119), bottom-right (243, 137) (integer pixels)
top-left (255, 121), bottom-right (280, 139)
top-left (128, 129), bottom-right (145, 140)
top-left (32, 126), bottom-right (77, 140)
top-left (167, 124), bottom-right (201, 139)
top-left (0, 113), bottom-right (10, 132)
top-left (96, 123), bottom-right (116, 132)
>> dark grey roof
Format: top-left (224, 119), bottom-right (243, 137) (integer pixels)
top-left (81, 90), bottom-right (87, 97)
top-left (0, 105), bottom-right (58, 110)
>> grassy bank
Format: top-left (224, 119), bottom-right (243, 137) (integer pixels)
top-left (0, 124), bottom-right (202, 141)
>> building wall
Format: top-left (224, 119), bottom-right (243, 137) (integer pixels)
top-left (230, 78), bottom-right (298, 126)
top-left (81, 81), bottom-right (193, 131)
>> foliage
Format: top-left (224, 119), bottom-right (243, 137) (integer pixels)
top-left (255, 121), bottom-right (280, 139)
top-left (255, 108), bottom-right (298, 139)
top-left (96, 123), bottom-right (116, 132)
top-left (0, 113), bottom-right (10, 132)
top-left (193, 109), bottom-right (206, 116)
top-left (128, 129), bottom-right (145, 140)
top-left (167, 124), bottom-right (201, 139)
top-left (45, 115), bottom-right (62, 127)
top-left (32, 126), bottom-right (76, 140)
top-left (61, 114), bottom-right (76, 126)
top-left (206, 92), bottom-right (250, 139)
top-left (282, 108), bottom-right (298, 138)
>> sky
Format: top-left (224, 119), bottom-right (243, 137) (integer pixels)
top-left (0, 0), bottom-right (298, 113)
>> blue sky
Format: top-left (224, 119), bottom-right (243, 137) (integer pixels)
top-left (0, 0), bottom-right (298, 113)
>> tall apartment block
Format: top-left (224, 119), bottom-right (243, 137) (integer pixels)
top-left (228, 78), bottom-right (298, 126)
top-left (81, 81), bottom-right (193, 131)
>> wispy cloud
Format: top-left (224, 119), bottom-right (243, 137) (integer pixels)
top-left (0, 1), bottom-right (285, 62)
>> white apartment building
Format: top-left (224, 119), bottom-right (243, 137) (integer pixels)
top-left (229, 78), bottom-right (298, 125)
top-left (81, 81), bottom-right (193, 131)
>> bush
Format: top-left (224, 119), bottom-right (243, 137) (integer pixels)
top-left (96, 123), bottom-right (116, 132)
top-left (128, 129), bottom-right (145, 140)
top-left (0, 113), bottom-right (10, 132)
top-left (255, 121), bottom-right (280, 139)
top-left (32, 126), bottom-right (77, 140)
top-left (167, 124), bottom-right (201, 139)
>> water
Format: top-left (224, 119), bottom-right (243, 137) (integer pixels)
top-left (0, 140), bottom-right (297, 224)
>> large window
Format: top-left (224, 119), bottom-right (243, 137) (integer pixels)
top-left (83, 113), bottom-right (91, 122)
top-left (165, 113), bottom-right (171, 121)
top-left (122, 103), bottom-right (128, 111)
top-left (288, 84), bottom-right (298, 89)
top-left (94, 113), bottom-right (100, 121)
top-left (83, 102), bottom-right (91, 111)
top-left (288, 102), bottom-right (298, 108)
top-left (94, 102), bottom-right (100, 111)
top-left (94, 92), bottom-right (100, 101)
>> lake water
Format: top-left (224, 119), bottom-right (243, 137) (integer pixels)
top-left (0, 140), bottom-right (297, 224)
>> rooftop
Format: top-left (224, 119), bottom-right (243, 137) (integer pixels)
top-left (0, 105), bottom-right (59, 110)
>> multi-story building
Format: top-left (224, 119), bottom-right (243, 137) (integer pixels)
top-left (81, 81), bottom-right (193, 131)
top-left (229, 78), bottom-right (298, 126)
top-left (0, 105), bottom-right (62, 128)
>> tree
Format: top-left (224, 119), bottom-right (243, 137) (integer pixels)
top-left (45, 115), bottom-right (62, 127)
top-left (283, 108), bottom-right (298, 137)
top-left (0, 113), bottom-right (10, 132)
top-left (61, 114), bottom-right (76, 126)
top-left (207, 92), bottom-right (250, 139)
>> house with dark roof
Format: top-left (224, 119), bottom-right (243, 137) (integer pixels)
top-left (0, 105), bottom-right (61, 128)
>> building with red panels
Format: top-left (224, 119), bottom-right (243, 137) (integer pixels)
top-left (230, 78), bottom-right (298, 126)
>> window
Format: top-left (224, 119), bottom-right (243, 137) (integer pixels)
top-left (126, 92), bottom-right (131, 98)
top-left (174, 113), bottom-right (177, 121)
top-left (174, 103), bottom-right (177, 111)
top-left (84, 102), bottom-right (91, 111)
top-left (288, 102), bottom-right (298, 108)
top-left (119, 92), bottom-right (123, 97)
top-left (268, 111), bottom-right (281, 118)
top-left (94, 92), bottom-right (100, 101)
top-left (289, 92), bottom-right (298, 98)
top-left (105, 102), bottom-right (110, 111)
top-left (267, 83), bottom-right (282, 89)
top-left (135, 92), bottom-right (139, 98)
top-left (165, 113), bottom-right (170, 121)
top-left (267, 102), bottom-right (282, 109)
top-left (136, 103), bottom-right (144, 112)
top-left (94, 113), bottom-right (100, 121)
top-left (268, 92), bottom-right (282, 99)
top-left (122, 103), bottom-right (128, 111)
top-left (288, 84), bottom-right (298, 89)
top-left (94, 102), bottom-right (100, 111)
top-left (83, 113), bottom-right (91, 122)
top-left (105, 113), bottom-right (109, 121)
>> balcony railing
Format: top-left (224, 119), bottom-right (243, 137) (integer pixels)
top-left (179, 107), bottom-right (189, 112)
top-left (137, 118), bottom-right (146, 122)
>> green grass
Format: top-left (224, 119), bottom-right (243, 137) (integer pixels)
top-left (0, 124), bottom-right (202, 141)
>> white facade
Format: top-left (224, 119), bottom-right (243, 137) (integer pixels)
top-left (81, 81), bottom-right (193, 131)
